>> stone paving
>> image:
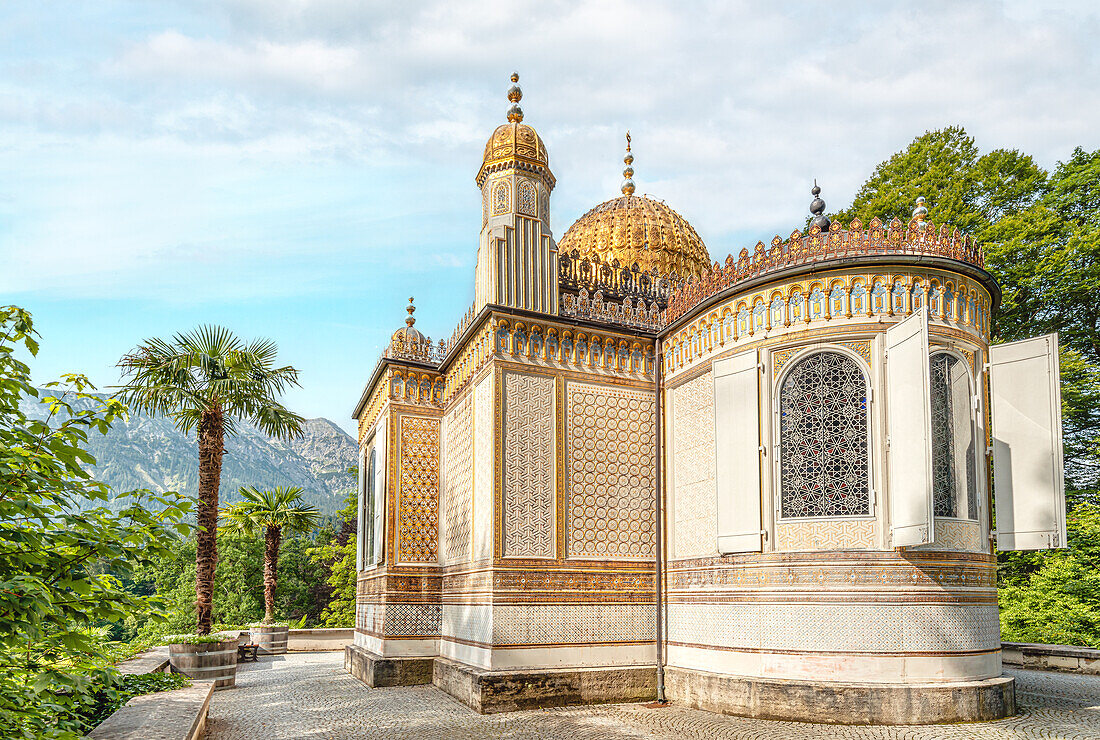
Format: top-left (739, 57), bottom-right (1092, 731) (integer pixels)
top-left (207, 652), bottom-right (1100, 739)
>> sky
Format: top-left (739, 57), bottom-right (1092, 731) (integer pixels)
top-left (4, 0), bottom-right (1099, 435)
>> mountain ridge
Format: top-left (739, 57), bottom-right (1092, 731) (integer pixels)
top-left (20, 392), bottom-right (359, 515)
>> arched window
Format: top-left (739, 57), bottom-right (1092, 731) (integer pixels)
top-left (930, 352), bottom-right (977, 519)
top-left (779, 351), bottom-right (871, 518)
top-left (364, 447), bottom-right (377, 562)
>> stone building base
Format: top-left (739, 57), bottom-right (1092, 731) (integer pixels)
top-left (665, 666), bottom-right (1015, 725)
top-left (433, 657), bottom-right (657, 714)
top-left (344, 644), bottom-right (433, 687)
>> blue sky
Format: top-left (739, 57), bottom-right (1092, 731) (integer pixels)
top-left (4, 1), bottom-right (1099, 434)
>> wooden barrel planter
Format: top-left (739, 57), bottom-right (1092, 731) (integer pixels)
top-left (250, 624), bottom-right (289, 655)
top-left (168, 638), bottom-right (238, 689)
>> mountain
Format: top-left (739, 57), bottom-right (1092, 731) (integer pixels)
top-left (20, 393), bottom-right (359, 515)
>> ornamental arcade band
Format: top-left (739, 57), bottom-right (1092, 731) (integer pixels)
top-left (345, 74), bottom-right (1065, 724)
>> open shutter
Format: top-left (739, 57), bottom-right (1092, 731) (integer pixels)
top-left (356, 448), bottom-right (366, 571)
top-left (372, 421), bottom-right (387, 564)
top-left (991, 334), bottom-right (1066, 550)
top-left (886, 308), bottom-right (934, 547)
top-left (713, 349), bottom-right (762, 554)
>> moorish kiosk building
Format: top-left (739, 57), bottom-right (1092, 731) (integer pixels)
top-left (346, 74), bottom-right (1065, 724)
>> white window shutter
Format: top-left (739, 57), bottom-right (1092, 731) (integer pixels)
top-left (991, 334), bottom-right (1066, 550)
top-left (886, 307), bottom-right (934, 547)
top-left (372, 422), bottom-right (387, 564)
top-left (713, 349), bottom-right (762, 554)
top-left (356, 448), bottom-right (366, 571)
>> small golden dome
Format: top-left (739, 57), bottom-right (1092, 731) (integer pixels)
top-left (476, 73), bottom-right (553, 189)
top-left (557, 135), bottom-right (710, 279)
top-left (392, 297), bottom-right (427, 345)
top-left (482, 122), bottom-right (548, 169)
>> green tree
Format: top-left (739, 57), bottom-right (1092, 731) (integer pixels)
top-left (115, 327), bottom-right (303, 634)
top-left (0, 307), bottom-right (192, 738)
top-left (222, 486), bottom-right (321, 623)
top-left (309, 489), bottom-right (357, 627)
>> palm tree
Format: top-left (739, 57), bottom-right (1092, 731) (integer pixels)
top-left (222, 486), bottom-right (321, 623)
top-left (115, 326), bottom-right (302, 634)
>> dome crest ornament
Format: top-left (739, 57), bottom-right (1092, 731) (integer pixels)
top-left (809, 180), bottom-right (831, 232)
top-left (621, 131), bottom-right (636, 196)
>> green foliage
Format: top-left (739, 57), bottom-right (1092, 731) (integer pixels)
top-left (1000, 504), bottom-right (1100, 647)
top-left (309, 490), bottom-right (358, 628)
top-left (0, 306), bottom-right (194, 739)
top-left (222, 485), bottom-right (321, 538)
top-left (75, 672), bottom-right (189, 735)
top-left (114, 325), bottom-right (304, 439)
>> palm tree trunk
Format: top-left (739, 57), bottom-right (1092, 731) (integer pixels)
top-left (263, 524), bottom-right (282, 623)
top-left (195, 404), bottom-right (224, 634)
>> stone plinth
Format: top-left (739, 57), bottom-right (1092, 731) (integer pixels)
top-left (433, 657), bottom-right (657, 714)
top-left (89, 681), bottom-right (213, 739)
top-left (665, 666), bottom-right (1015, 725)
top-left (344, 643), bottom-right (433, 687)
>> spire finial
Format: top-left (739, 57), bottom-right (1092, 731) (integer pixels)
top-left (507, 72), bottom-right (523, 123)
top-left (621, 131), bottom-right (636, 196)
top-left (405, 297), bottom-right (416, 327)
top-left (912, 195), bottom-right (928, 224)
top-left (809, 179), bottom-right (831, 232)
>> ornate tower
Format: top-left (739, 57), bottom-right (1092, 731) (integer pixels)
top-left (473, 73), bottom-right (557, 315)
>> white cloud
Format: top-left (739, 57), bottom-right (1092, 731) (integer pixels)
top-left (2, 0), bottom-right (1099, 297)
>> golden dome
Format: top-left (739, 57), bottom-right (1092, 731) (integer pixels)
top-left (482, 122), bottom-right (548, 169)
top-left (476, 73), bottom-right (554, 189)
top-left (558, 134), bottom-right (709, 278)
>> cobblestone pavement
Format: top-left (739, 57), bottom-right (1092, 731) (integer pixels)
top-left (207, 652), bottom-right (1100, 739)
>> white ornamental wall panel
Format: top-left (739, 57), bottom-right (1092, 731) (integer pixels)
top-left (442, 393), bottom-right (474, 565)
top-left (671, 370), bottom-right (718, 559)
top-left (991, 334), bottom-right (1067, 550)
top-left (502, 372), bottom-right (556, 558)
top-left (713, 349), bottom-right (762, 554)
top-left (666, 600), bottom-right (999, 654)
top-left (886, 308), bottom-right (934, 547)
top-left (473, 374), bottom-right (496, 560)
top-left (566, 382), bottom-right (656, 559)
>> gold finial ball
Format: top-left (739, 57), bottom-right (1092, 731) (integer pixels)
top-left (506, 72), bottom-right (524, 121)
top-left (507, 102), bottom-right (524, 123)
top-left (621, 178), bottom-right (636, 196)
top-left (511, 71), bottom-right (519, 83)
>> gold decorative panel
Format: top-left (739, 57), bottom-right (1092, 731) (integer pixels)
top-left (772, 339), bottom-right (872, 375)
top-left (397, 415), bottom-right (440, 563)
top-left (566, 381), bottom-right (655, 559)
top-left (502, 372), bottom-right (555, 558)
top-left (472, 374), bottom-right (495, 560)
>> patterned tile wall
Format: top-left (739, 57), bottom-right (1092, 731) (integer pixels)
top-left (566, 382), bottom-right (656, 559)
top-left (502, 372), bottom-right (556, 558)
top-left (442, 393), bottom-right (474, 565)
top-left (666, 600), bottom-right (1000, 653)
top-left (382, 603), bottom-right (442, 637)
top-left (492, 603), bottom-right (656, 645)
top-left (355, 602), bottom-right (384, 634)
top-left (774, 520), bottom-right (878, 551)
top-left (397, 416), bottom-right (441, 563)
top-left (919, 519), bottom-right (986, 553)
top-left (473, 375), bottom-right (495, 560)
top-left (671, 371), bottom-right (718, 559)
top-left (441, 603), bottom-right (493, 644)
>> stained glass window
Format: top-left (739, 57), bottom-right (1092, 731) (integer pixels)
top-left (779, 351), bottom-right (870, 518)
top-left (930, 352), bottom-right (977, 519)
